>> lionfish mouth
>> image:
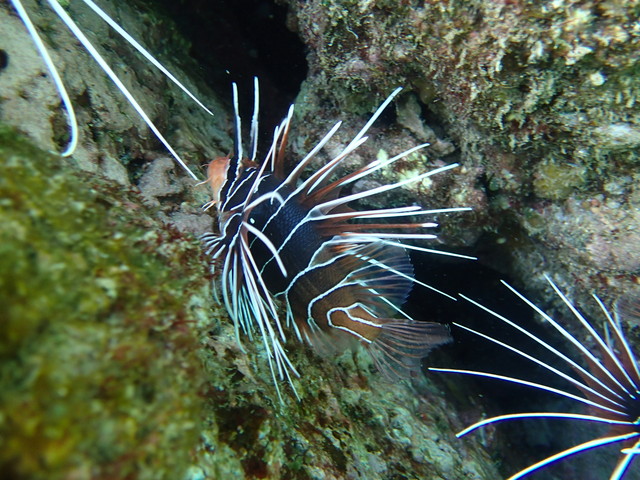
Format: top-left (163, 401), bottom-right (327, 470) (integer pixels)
top-left (11, 0), bottom-right (474, 402)
top-left (431, 275), bottom-right (640, 480)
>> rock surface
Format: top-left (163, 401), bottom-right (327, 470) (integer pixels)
top-left (0, 1), bottom-right (502, 479)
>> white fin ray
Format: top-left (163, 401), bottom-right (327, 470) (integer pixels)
top-left (615, 439), bottom-right (640, 480)
top-left (346, 87), bottom-right (403, 150)
top-left (429, 368), bottom-right (626, 416)
top-left (336, 143), bottom-right (431, 190)
top-left (243, 221), bottom-right (288, 278)
top-left (362, 253), bottom-right (456, 301)
top-left (80, 0), bottom-right (213, 115)
top-left (301, 137), bottom-right (370, 195)
top-left (454, 412), bottom-right (636, 438)
top-left (312, 163), bottom-right (459, 215)
top-left (378, 240), bottom-right (477, 260)
top-left (250, 77), bottom-right (260, 162)
top-left (272, 105), bottom-right (295, 172)
top-left (232, 83), bottom-right (243, 165)
top-left (282, 121), bottom-right (343, 187)
top-left (505, 432), bottom-right (640, 480)
top-left (10, 0), bottom-right (78, 156)
top-left (319, 206), bottom-right (472, 222)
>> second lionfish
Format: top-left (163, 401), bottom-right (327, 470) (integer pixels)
top-left (432, 276), bottom-right (640, 479)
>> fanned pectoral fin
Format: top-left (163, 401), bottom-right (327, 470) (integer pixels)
top-left (368, 320), bottom-right (452, 379)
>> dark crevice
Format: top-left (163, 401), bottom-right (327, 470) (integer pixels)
top-left (146, 0), bottom-right (308, 130)
top-left (0, 49), bottom-right (8, 71)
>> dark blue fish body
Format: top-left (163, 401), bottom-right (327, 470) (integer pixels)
top-left (248, 180), bottom-right (323, 295)
top-left (202, 81), bottom-right (465, 399)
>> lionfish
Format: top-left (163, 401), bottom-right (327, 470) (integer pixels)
top-left (431, 275), bottom-right (640, 479)
top-left (11, 0), bottom-right (471, 400)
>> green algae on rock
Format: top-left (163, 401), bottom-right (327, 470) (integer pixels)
top-left (0, 3), bottom-right (511, 477)
top-left (195, 330), bottom-right (501, 480)
top-left (279, 0), bottom-right (639, 322)
top-left (0, 126), bottom-right (210, 479)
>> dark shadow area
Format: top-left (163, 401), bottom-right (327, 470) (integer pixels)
top-left (148, 0), bottom-right (308, 132)
top-left (407, 244), bottom-right (627, 479)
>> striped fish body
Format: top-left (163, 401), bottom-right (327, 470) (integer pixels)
top-left (243, 174), bottom-right (325, 296)
top-left (7, 0), bottom-right (459, 401)
top-left (204, 81), bottom-right (461, 397)
top-left (213, 161), bottom-right (447, 375)
top-left (214, 161), bottom-right (415, 331)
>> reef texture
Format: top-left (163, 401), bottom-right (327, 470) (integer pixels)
top-left (0, 130), bottom-right (499, 479)
top-left (275, 1), bottom-right (640, 477)
top-left (0, 1), bottom-right (501, 479)
top-left (279, 0), bottom-right (640, 313)
top-left (0, 126), bottom-right (209, 479)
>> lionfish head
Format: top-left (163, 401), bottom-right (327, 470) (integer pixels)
top-left (205, 156), bottom-right (231, 208)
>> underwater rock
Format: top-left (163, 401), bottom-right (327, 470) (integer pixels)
top-left (0, 0), bottom-right (231, 203)
top-left (0, 2), bottom-right (502, 479)
top-left (0, 126), bottom-right (210, 479)
top-left (278, 0), bottom-right (640, 313)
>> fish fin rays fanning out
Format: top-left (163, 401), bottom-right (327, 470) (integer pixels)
top-left (204, 82), bottom-right (466, 402)
top-left (370, 321), bottom-right (451, 379)
top-left (12, 0), bottom-right (210, 179)
top-left (330, 241), bottom-right (415, 314)
top-left (431, 276), bottom-right (640, 479)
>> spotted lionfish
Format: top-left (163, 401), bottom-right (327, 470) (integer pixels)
top-left (10, 0), bottom-right (472, 401)
top-left (432, 275), bottom-right (640, 479)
